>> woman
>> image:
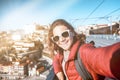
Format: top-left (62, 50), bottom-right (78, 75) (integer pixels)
top-left (48, 19), bottom-right (120, 80)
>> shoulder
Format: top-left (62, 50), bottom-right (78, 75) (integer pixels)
top-left (79, 43), bottom-right (94, 52)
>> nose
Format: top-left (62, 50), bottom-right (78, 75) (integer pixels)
top-left (59, 36), bottom-right (65, 42)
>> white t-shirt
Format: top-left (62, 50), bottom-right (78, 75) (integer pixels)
top-left (62, 50), bottom-right (70, 80)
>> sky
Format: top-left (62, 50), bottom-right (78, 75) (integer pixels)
top-left (0, 0), bottom-right (120, 31)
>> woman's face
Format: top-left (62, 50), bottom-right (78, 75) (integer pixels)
top-left (52, 25), bottom-right (74, 50)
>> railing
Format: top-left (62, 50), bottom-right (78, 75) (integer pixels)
top-left (87, 34), bottom-right (120, 40)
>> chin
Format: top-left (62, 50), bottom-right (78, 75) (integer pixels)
top-left (61, 42), bottom-right (72, 50)
top-left (63, 46), bottom-right (70, 50)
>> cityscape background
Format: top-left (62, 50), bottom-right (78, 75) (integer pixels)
top-left (0, 0), bottom-right (120, 79)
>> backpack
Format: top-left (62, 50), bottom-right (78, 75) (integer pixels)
top-left (74, 46), bottom-right (93, 80)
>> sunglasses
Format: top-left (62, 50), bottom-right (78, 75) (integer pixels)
top-left (51, 30), bottom-right (70, 42)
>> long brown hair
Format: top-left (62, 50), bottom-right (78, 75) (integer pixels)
top-left (48, 19), bottom-right (85, 58)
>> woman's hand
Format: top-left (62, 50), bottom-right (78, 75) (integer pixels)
top-left (56, 72), bottom-right (65, 80)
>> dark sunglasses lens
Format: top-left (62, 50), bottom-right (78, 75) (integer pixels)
top-left (62, 31), bottom-right (69, 37)
top-left (53, 36), bottom-right (59, 42)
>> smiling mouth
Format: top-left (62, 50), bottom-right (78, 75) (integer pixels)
top-left (60, 40), bottom-right (69, 45)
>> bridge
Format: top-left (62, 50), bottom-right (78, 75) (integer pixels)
top-left (86, 35), bottom-right (120, 47)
